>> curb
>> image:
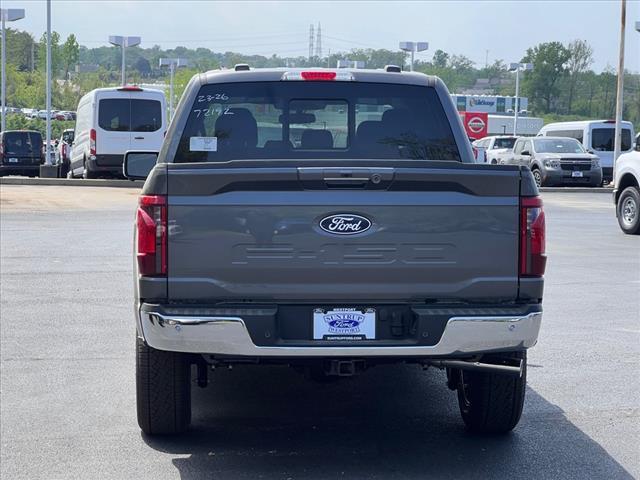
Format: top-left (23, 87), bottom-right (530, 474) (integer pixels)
top-left (539, 187), bottom-right (613, 193)
top-left (0, 177), bottom-right (143, 188)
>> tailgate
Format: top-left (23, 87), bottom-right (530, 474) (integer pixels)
top-left (166, 163), bottom-right (521, 302)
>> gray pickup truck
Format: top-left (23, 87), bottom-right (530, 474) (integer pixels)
top-left (126, 66), bottom-right (546, 436)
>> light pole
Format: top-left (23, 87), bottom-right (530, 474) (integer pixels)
top-left (508, 62), bottom-right (533, 135)
top-left (159, 58), bottom-right (187, 120)
top-left (399, 41), bottom-right (428, 72)
top-left (613, 0), bottom-right (627, 180)
top-left (1, 8), bottom-right (25, 132)
top-left (109, 35), bottom-right (141, 86)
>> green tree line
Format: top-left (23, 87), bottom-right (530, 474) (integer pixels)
top-left (1, 28), bottom-right (639, 131)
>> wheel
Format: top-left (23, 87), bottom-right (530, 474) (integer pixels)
top-left (136, 337), bottom-right (192, 435)
top-left (617, 186), bottom-right (640, 235)
top-left (455, 351), bottom-right (526, 434)
top-left (82, 162), bottom-right (96, 179)
top-left (491, 159), bottom-right (497, 165)
top-left (531, 168), bottom-right (543, 187)
top-left (59, 162), bottom-right (69, 179)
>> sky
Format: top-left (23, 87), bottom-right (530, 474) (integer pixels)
top-left (3, 0), bottom-right (640, 72)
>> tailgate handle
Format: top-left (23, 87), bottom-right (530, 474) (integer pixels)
top-left (134, 136), bottom-right (145, 140)
top-left (324, 176), bottom-right (370, 187)
top-left (297, 167), bottom-right (394, 189)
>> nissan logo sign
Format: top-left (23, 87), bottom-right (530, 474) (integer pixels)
top-left (468, 116), bottom-right (486, 133)
top-left (319, 214), bottom-right (372, 235)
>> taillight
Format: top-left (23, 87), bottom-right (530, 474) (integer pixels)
top-left (520, 196), bottom-right (546, 277)
top-left (90, 129), bottom-right (96, 156)
top-left (136, 195), bottom-right (167, 276)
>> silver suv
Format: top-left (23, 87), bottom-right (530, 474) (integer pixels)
top-left (508, 136), bottom-right (602, 187)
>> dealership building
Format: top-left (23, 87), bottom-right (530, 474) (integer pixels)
top-left (450, 94), bottom-right (529, 115)
top-left (452, 94), bottom-right (543, 136)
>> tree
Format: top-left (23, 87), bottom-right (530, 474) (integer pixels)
top-left (566, 40), bottom-right (593, 114)
top-left (4, 28), bottom-right (36, 71)
top-left (61, 34), bottom-right (80, 79)
top-left (432, 49), bottom-right (449, 69)
top-left (134, 57), bottom-right (151, 77)
top-left (521, 42), bottom-right (571, 113)
top-left (37, 31), bottom-right (62, 75)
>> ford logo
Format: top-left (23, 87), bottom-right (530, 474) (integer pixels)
top-left (319, 214), bottom-right (372, 235)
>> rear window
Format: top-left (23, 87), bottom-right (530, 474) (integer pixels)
top-left (62, 130), bottom-right (74, 143)
top-left (592, 128), bottom-right (631, 152)
top-left (493, 137), bottom-right (516, 149)
top-left (175, 82), bottom-right (461, 162)
top-left (2, 132), bottom-right (42, 155)
top-left (99, 98), bottom-right (162, 132)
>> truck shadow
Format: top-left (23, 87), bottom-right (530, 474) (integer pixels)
top-left (143, 364), bottom-right (634, 480)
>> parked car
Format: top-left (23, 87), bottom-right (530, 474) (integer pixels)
top-left (36, 109), bottom-right (56, 120)
top-left (68, 86), bottom-right (166, 179)
top-left (538, 120), bottom-right (635, 183)
top-left (504, 136), bottom-right (602, 187)
top-left (613, 151), bottom-right (640, 234)
top-left (55, 128), bottom-right (75, 176)
top-left (125, 66), bottom-right (546, 436)
top-left (0, 130), bottom-right (44, 177)
top-left (472, 135), bottom-right (517, 164)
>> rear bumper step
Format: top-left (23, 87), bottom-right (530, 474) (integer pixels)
top-left (137, 309), bottom-right (542, 357)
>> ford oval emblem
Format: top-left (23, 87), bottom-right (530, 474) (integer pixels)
top-left (319, 214), bottom-right (372, 235)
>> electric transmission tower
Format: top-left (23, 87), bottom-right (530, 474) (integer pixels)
top-left (315, 22), bottom-right (322, 59)
top-left (308, 24), bottom-right (315, 60)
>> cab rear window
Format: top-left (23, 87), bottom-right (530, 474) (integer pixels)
top-left (174, 82), bottom-right (461, 162)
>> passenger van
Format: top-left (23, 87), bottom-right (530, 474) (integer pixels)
top-left (538, 120), bottom-right (635, 182)
top-left (69, 86), bottom-right (166, 178)
top-left (0, 130), bottom-right (44, 177)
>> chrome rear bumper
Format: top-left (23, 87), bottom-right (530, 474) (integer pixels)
top-left (138, 309), bottom-right (542, 357)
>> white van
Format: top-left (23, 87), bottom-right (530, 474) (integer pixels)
top-left (538, 120), bottom-right (635, 182)
top-left (69, 86), bottom-right (166, 178)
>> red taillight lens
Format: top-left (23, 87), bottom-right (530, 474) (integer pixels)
top-left (136, 195), bottom-right (167, 276)
top-left (90, 129), bottom-right (96, 156)
top-left (300, 71), bottom-right (337, 81)
top-left (520, 196), bottom-right (546, 277)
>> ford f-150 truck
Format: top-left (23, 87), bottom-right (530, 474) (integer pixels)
top-left (126, 66), bottom-right (546, 436)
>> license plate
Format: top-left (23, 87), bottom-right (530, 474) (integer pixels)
top-left (8, 158), bottom-right (18, 163)
top-left (572, 171), bottom-right (583, 178)
top-left (313, 308), bottom-right (376, 340)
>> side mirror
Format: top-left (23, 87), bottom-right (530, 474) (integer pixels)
top-left (521, 150), bottom-right (530, 156)
top-left (123, 151), bottom-right (158, 180)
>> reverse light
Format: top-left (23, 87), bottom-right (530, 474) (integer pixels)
top-left (90, 129), bottom-right (96, 156)
top-left (136, 195), bottom-right (167, 276)
top-left (520, 196), bottom-right (546, 277)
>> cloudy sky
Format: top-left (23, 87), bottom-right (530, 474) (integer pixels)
top-left (4, 0), bottom-right (640, 72)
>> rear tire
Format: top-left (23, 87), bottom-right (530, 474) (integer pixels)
top-left (455, 351), bottom-right (526, 434)
top-left (617, 186), bottom-right (640, 235)
top-left (136, 337), bottom-right (192, 435)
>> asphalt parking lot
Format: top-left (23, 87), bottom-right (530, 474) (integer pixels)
top-left (1, 185), bottom-right (638, 480)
